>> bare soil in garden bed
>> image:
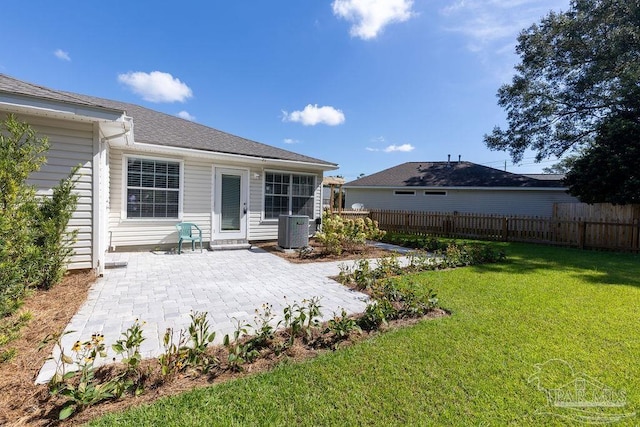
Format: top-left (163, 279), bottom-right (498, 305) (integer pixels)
top-left (254, 238), bottom-right (393, 264)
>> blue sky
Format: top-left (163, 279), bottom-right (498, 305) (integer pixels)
top-left (1, 0), bottom-right (569, 181)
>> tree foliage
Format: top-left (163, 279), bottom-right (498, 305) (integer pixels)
top-left (564, 113), bottom-right (640, 204)
top-left (485, 0), bottom-right (640, 163)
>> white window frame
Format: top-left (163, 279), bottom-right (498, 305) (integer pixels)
top-left (121, 154), bottom-right (184, 221)
top-left (262, 170), bottom-right (317, 221)
top-left (394, 190), bottom-right (416, 196)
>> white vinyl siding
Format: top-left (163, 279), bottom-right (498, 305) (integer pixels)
top-left (109, 149), bottom-right (210, 248)
top-left (23, 116), bottom-right (95, 269)
top-left (109, 148), bottom-right (326, 247)
top-left (345, 188), bottom-right (580, 217)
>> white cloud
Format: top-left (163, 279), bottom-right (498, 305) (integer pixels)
top-left (366, 143), bottom-right (415, 152)
top-left (384, 144), bottom-right (415, 152)
top-left (177, 111), bottom-right (196, 121)
top-left (283, 138), bottom-right (299, 144)
top-left (117, 71), bottom-right (193, 103)
top-left (332, 0), bottom-right (415, 40)
top-left (54, 49), bottom-right (70, 61)
top-left (282, 104), bottom-right (345, 126)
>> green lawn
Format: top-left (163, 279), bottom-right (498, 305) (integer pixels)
top-left (89, 243), bottom-right (640, 426)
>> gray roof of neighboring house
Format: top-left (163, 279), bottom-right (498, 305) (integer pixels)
top-left (0, 74), bottom-right (335, 167)
top-left (345, 161), bottom-right (566, 188)
top-left (523, 173), bottom-right (566, 181)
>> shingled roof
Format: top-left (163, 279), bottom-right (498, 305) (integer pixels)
top-left (345, 162), bottom-right (565, 188)
top-left (0, 74), bottom-right (335, 167)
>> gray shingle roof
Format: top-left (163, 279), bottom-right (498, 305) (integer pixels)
top-left (0, 74), bottom-right (335, 167)
top-left (345, 162), bottom-right (566, 188)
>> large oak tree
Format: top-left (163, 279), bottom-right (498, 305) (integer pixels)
top-left (484, 0), bottom-right (640, 203)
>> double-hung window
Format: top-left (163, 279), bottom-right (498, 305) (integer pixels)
top-left (264, 172), bottom-right (315, 219)
top-left (126, 157), bottom-right (180, 218)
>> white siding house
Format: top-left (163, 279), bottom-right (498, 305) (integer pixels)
top-left (345, 161), bottom-right (579, 217)
top-left (0, 74), bottom-right (336, 273)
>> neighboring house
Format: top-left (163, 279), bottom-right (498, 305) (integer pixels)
top-left (344, 161), bottom-right (578, 217)
top-left (0, 74), bottom-right (336, 273)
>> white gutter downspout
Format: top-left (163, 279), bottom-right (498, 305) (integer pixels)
top-left (93, 118), bottom-right (133, 276)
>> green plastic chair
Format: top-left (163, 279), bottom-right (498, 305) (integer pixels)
top-left (176, 222), bottom-right (203, 254)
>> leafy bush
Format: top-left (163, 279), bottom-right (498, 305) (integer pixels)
top-left (0, 114), bottom-right (79, 316)
top-left (32, 167), bottom-right (79, 290)
top-left (315, 213), bottom-right (386, 255)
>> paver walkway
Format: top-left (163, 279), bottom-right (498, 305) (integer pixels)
top-left (37, 247), bottom-right (381, 383)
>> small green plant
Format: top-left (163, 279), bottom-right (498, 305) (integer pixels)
top-left (326, 308), bottom-right (361, 346)
top-left (405, 250), bottom-right (436, 272)
top-left (223, 319), bottom-right (259, 371)
top-left (374, 254), bottom-right (403, 278)
top-left (281, 297), bottom-right (322, 345)
top-left (251, 303), bottom-right (279, 348)
top-left (111, 319), bottom-right (146, 396)
top-left (112, 319), bottom-right (145, 374)
top-left (158, 327), bottom-right (189, 380)
top-left (47, 332), bottom-right (117, 420)
top-left (353, 259), bottom-right (375, 290)
top-left (358, 299), bottom-right (396, 331)
top-left (185, 311), bottom-right (218, 373)
top-left (0, 310), bottom-right (32, 363)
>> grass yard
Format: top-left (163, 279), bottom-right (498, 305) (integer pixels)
top-left (89, 243), bottom-right (640, 426)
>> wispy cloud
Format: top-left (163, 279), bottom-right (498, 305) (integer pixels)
top-left (283, 138), bottom-right (299, 144)
top-left (54, 49), bottom-right (71, 61)
top-left (118, 71), bottom-right (193, 103)
top-left (177, 111), bottom-right (196, 121)
top-left (282, 104), bottom-right (345, 126)
top-left (366, 143), bottom-right (415, 152)
top-left (332, 0), bottom-right (415, 40)
top-left (439, 0), bottom-right (569, 78)
top-left (441, 0), bottom-right (568, 51)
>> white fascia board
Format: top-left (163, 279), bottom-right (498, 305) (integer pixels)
top-left (111, 140), bottom-right (338, 171)
top-left (0, 94), bottom-right (123, 122)
top-left (343, 185), bottom-right (569, 191)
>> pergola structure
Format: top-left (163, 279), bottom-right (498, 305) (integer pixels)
top-left (322, 176), bottom-right (345, 213)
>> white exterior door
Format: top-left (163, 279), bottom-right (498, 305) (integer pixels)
top-left (213, 168), bottom-right (247, 240)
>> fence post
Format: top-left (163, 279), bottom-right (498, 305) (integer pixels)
top-left (502, 217), bottom-right (509, 242)
top-left (578, 221), bottom-right (586, 249)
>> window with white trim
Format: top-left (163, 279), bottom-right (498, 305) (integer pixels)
top-left (264, 172), bottom-right (315, 219)
top-left (126, 158), bottom-right (180, 218)
top-left (394, 190), bottom-right (416, 195)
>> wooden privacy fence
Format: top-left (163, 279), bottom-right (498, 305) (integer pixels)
top-left (366, 209), bottom-right (640, 252)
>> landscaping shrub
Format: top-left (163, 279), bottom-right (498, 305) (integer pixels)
top-left (0, 114), bottom-right (78, 317)
top-left (315, 212), bottom-right (386, 255)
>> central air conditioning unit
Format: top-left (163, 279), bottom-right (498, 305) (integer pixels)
top-left (278, 215), bottom-right (309, 249)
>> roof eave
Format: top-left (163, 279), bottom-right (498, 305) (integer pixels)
top-left (111, 140), bottom-right (338, 170)
top-left (0, 92), bottom-right (124, 122)
top-left (343, 185), bottom-right (568, 191)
